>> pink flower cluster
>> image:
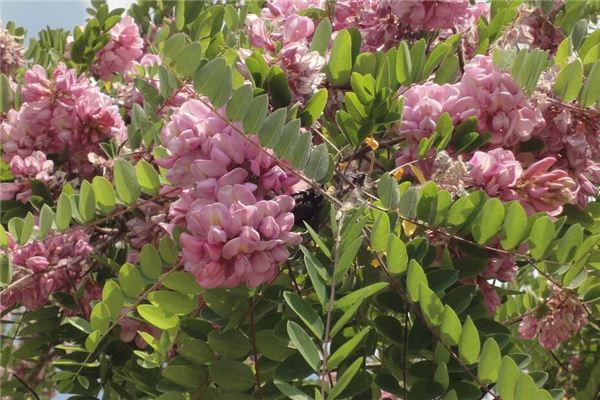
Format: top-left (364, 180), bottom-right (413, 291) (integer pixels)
top-left (519, 288), bottom-right (588, 349)
top-left (469, 149), bottom-right (576, 215)
top-left (387, 0), bottom-right (472, 31)
top-left (93, 16), bottom-right (144, 80)
top-left (244, 0), bottom-right (326, 103)
top-left (0, 63), bottom-right (126, 176)
top-left (157, 99), bottom-right (301, 288)
top-left (0, 229), bottom-right (93, 312)
top-left (0, 151), bottom-right (54, 203)
top-left (399, 56), bottom-right (542, 147)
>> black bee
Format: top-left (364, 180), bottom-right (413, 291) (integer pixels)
top-left (292, 189), bottom-right (324, 228)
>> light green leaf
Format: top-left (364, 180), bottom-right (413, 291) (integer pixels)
top-left (38, 204), bottom-right (54, 239)
top-left (579, 61), bottom-right (600, 107)
top-left (291, 131), bottom-right (311, 169)
top-left (242, 94), bottom-right (269, 133)
top-left (440, 305), bottom-right (461, 346)
top-left (227, 84), bottom-right (253, 121)
top-left (528, 216), bottom-right (555, 259)
top-left (326, 358), bottom-right (362, 400)
top-left (0, 73), bottom-right (13, 113)
top-left (396, 41), bottom-right (412, 85)
top-left (370, 211), bottom-right (390, 253)
top-left (102, 280), bottom-right (123, 320)
top-left (114, 159), bottom-right (141, 205)
top-left (148, 290), bottom-right (196, 315)
top-left (447, 197), bottom-right (474, 227)
top-left (304, 222), bottom-right (331, 260)
top-left (478, 338), bottom-right (501, 384)
top-left (258, 107), bottom-right (286, 148)
top-left (118, 263), bottom-right (145, 298)
top-left (275, 379), bottom-right (312, 400)
top-left (513, 373), bottom-right (537, 400)
top-left (472, 198), bottom-right (505, 245)
top-left (304, 143), bottom-right (330, 183)
top-left (407, 260), bottom-right (427, 302)
top-left (434, 362), bottom-right (449, 390)
top-left (302, 247), bottom-right (328, 305)
top-left (309, 18), bottom-right (332, 56)
top-left (140, 244), bottom-right (162, 279)
top-left (334, 236), bottom-right (363, 281)
top-left (328, 328), bottom-right (370, 369)
top-left (500, 201), bottom-right (528, 250)
top-left (161, 271), bottom-right (202, 295)
top-left (78, 181), bottom-right (96, 223)
top-left (193, 58), bottom-right (233, 107)
top-left (299, 88), bottom-right (328, 126)
top-left (497, 356), bottom-right (520, 400)
top-left (556, 224), bottom-right (584, 263)
top-left (174, 42), bottom-right (202, 77)
top-left (158, 236), bottom-right (178, 264)
top-left (419, 283), bottom-right (444, 327)
top-left (334, 282), bottom-right (389, 310)
top-left (90, 301), bottom-right (110, 332)
top-left (458, 316), bottom-right (480, 365)
top-left (378, 174), bottom-right (400, 209)
top-left (175, 0), bottom-right (185, 30)
top-left (85, 330), bottom-right (102, 352)
top-left (92, 176), bottom-right (116, 214)
top-left (554, 59), bottom-right (583, 102)
top-left (55, 193), bottom-right (72, 231)
top-left (287, 320), bottom-right (320, 371)
top-left (135, 160), bottom-right (161, 195)
top-left (327, 29), bottom-right (352, 85)
top-left (387, 235), bottom-right (408, 275)
top-left (284, 291), bottom-right (324, 338)
top-left (137, 304), bottom-right (179, 330)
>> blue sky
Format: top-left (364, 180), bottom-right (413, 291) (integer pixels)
top-left (0, 0), bottom-right (135, 39)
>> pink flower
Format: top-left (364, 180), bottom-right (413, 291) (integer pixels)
top-left (468, 149), bottom-right (522, 197)
top-left (517, 157), bottom-right (576, 216)
top-left (479, 279), bottom-right (502, 315)
top-left (94, 16), bottom-right (144, 80)
top-left (387, 0), bottom-right (472, 31)
top-left (450, 55), bottom-right (543, 147)
top-left (518, 314), bottom-right (539, 340)
top-left (484, 253), bottom-right (517, 282)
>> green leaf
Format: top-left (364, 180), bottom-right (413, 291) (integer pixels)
top-left (287, 320), bottom-right (320, 371)
top-left (38, 204), bottom-right (54, 239)
top-left (302, 247), bottom-right (328, 305)
top-left (114, 159), bottom-right (141, 205)
top-left (434, 362), bottom-right (449, 390)
top-left (528, 216), bottom-right (555, 259)
top-left (175, 0), bottom-right (185, 30)
top-left (55, 193), bottom-right (72, 231)
top-left (227, 84), bottom-right (253, 121)
top-left (304, 143), bottom-right (330, 183)
top-left (63, 317), bottom-right (91, 334)
top-left (0, 73), bottom-right (13, 113)
top-left (140, 244), bottom-right (162, 279)
top-left (174, 42), bottom-right (202, 77)
top-left (408, 381), bottom-right (445, 400)
top-left (447, 196), bottom-right (474, 227)
top-left (162, 271), bottom-right (202, 295)
top-left (119, 263), bottom-right (145, 298)
top-left (85, 330), bottom-right (101, 352)
top-left (387, 235), bottom-right (408, 275)
top-left (407, 260), bottom-right (427, 302)
top-left (209, 360), bottom-right (254, 391)
top-left (513, 374), bottom-right (537, 400)
top-left (554, 59), bottom-right (583, 102)
top-left (90, 301), bottom-right (110, 332)
top-left (309, 18), bottom-right (332, 56)
top-left (137, 304), bottom-right (179, 330)
top-left (579, 61), bottom-right (600, 107)
top-left (440, 305), bottom-right (461, 346)
top-left (418, 283), bottom-right (444, 327)
top-left (327, 29), bottom-right (352, 86)
top-left (266, 65), bottom-right (292, 108)
top-left (378, 174), bottom-right (400, 209)
top-left (556, 224), bottom-right (583, 263)
top-left (472, 198), bottom-right (505, 245)
top-left (327, 358), bottom-right (362, 400)
top-left (135, 160), bottom-right (161, 195)
top-left (78, 181), bottom-right (96, 223)
top-left (193, 58), bottom-right (232, 107)
top-left (284, 291), bottom-right (324, 338)
top-left (370, 211), bottom-right (390, 253)
top-left (162, 365), bottom-right (205, 389)
top-left (208, 329), bottom-right (250, 359)
top-left (334, 236), bottom-right (364, 281)
top-left (274, 379), bottom-right (312, 400)
top-left (500, 201), bottom-right (528, 250)
top-left (242, 94), bottom-right (269, 133)
top-left (478, 338), bottom-right (501, 384)
top-left (329, 328), bottom-right (370, 369)
top-left (422, 43), bottom-right (450, 80)
top-left (396, 41), bottom-right (412, 85)
top-left (258, 107), bottom-right (286, 148)
top-left (148, 290), bottom-right (196, 315)
top-left (330, 300), bottom-right (363, 338)
top-left (458, 316), bottom-right (480, 365)
top-left (158, 236), bottom-right (178, 264)
top-left (335, 282), bottom-right (389, 310)
top-left (300, 88), bottom-right (327, 127)
top-left (92, 176), bottom-right (116, 214)
top-left (497, 356), bottom-right (520, 400)
top-left (304, 222), bottom-right (331, 260)
top-left (178, 337), bottom-right (214, 364)
top-left (256, 330), bottom-right (294, 361)
top-left (102, 280), bottom-right (123, 319)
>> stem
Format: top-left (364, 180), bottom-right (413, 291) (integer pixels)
top-left (10, 372), bottom-right (41, 400)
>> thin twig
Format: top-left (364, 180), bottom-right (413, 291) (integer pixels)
top-left (10, 372), bottom-right (41, 400)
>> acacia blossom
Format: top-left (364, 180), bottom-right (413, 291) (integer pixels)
top-left (479, 279), bottom-right (502, 315)
top-left (451, 55), bottom-right (543, 147)
top-left (0, 229), bottom-right (93, 312)
top-left (468, 149), bottom-right (522, 198)
top-left (0, 63), bottom-right (126, 175)
top-left (386, 0), bottom-right (472, 31)
top-left (519, 288), bottom-right (588, 349)
top-left (94, 16), bottom-right (144, 80)
top-left (0, 23), bottom-right (24, 76)
top-left (158, 99), bottom-right (301, 288)
top-left (0, 151), bottom-right (54, 203)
